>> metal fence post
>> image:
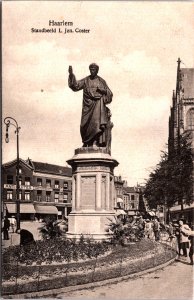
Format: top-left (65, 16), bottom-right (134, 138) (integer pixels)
top-left (153, 243), bottom-right (156, 267)
top-left (119, 255), bottom-right (123, 277)
top-left (15, 254), bottom-right (19, 294)
top-left (65, 259), bottom-right (69, 286)
top-left (37, 265), bottom-right (41, 292)
top-left (92, 255), bottom-right (98, 282)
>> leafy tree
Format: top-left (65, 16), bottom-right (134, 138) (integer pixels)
top-left (144, 132), bottom-right (193, 210)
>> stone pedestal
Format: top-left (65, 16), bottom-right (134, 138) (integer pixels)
top-left (66, 147), bottom-right (118, 240)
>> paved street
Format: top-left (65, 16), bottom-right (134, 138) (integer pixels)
top-left (56, 260), bottom-right (193, 300)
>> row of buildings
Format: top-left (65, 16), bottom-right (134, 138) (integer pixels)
top-left (2, 158), bottom-right (72, 220)
top-left (2, 159), bottom-right (144, 221)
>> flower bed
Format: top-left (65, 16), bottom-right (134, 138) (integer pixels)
top-left (2, 239), bottom-right (176, 296)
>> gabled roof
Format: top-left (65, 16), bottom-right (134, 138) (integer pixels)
top-left (2, 158), bottom-right (33, 170)
top-left (123, 186), bottom-right (138, 194)
top-left (2, 158), bottom-right (72, 177)
top-left (29, 160), bottom-right (72, 177)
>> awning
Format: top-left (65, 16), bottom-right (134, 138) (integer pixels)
top-left (115, 209), bottom-right (127, 216)
top-left (34, 205), bottom-right (58, 214)
top-left (6, 203), bottom-right (36, 214)
top-left (117, 198), bottom-right (123, 203)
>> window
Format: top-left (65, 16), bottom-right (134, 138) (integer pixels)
top-left (19, 168), bottom-right (22, 174)
top-left (37, 191), bottom-right (42, 202)
top-left (19, 191), bottom-right (22, 201)
top-left (7, 190), bottom-right (13, 200)
top-left (19, 176), bottom-right (22, 187)
top-left (54, 192), bottom-right (59, 203)
top-left (7, 175), bottom-right (13, 184)
top-left (46, 179), bottom-right (51, 188)
top-left (46, 191), bottom-right (51, 202)
top-left (186, 109), bottom-right (194, 130)
top-left (25, 192), bottom-right (30, 201)
top-left (63, 194), bottom-right (68, 203)
top-left (25, 177), bottom-right (30, 186)
top-left (63, 182), bottom-right (68, 189)
top-left (37, 178), bottom-right (42, 186)
top-left (55, 180), bottom-right (59, 189)
top-left (131, 195), bottom-right (135, 201)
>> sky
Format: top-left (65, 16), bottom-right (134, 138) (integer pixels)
top-left (2, 1), bottom-right (194, 186)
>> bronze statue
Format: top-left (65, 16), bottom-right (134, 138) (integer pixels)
top-left (68, 64), bottom-right (113, 150)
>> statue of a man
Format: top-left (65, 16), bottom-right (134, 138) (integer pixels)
top-left (68, 63), bottom-right (113, 148)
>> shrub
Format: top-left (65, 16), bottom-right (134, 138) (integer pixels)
top-left (38, 217), bottom-right (63, 240)
top-left (107, 216), bottom-right (144, 246)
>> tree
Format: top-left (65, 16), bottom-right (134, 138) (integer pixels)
top-left (144, 132), bottom-right (193, 210)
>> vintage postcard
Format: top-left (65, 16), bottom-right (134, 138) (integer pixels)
top-left (1, 1), bottom-right (194, 299)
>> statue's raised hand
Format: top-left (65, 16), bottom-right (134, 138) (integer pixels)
top-left (68, 66), bottom-right (73, 75)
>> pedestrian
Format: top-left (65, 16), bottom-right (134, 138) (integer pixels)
top-left (153, 217), bottom-right (160, 241)
top-left (179, 224), bottom-right (194, 265)
top-left (188, 228), bottom-right (194, 266)
top-left (138, 215), bottom-right (145, 230)
top-left (10, 216), bottom-right (16, 233)
top-left (179, 220), bottom-right (190, 258)
top-left (174, 223), bottom-right (181, 255)
top-left (144, 219), bottom-right (153, 239)
top-left (19, 229), bottom-right (35, 246)
top-left (166, 222), bottom-right (175, 244)
top-left (3, 216), bottom-right (10, 240)
top-left (168, 222), bottom-right (174, 237)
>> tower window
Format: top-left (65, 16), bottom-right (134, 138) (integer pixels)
top-left (186, 109), bottom-right (194, 130)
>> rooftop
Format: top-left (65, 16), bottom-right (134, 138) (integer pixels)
top-left (29, 160), bottom-right (72, 176)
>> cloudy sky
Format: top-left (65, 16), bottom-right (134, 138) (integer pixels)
top-left (2, 1), bottom-right (194, 186)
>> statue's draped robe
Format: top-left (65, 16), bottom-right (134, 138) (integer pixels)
top-left (68, 74), bottom-right (113, 145)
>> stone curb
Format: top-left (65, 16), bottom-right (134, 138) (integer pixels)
top-left (3, 256), bottom-right (177, 299)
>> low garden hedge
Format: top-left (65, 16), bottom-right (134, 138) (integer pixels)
top-left (2, 239), bottom-right (176, 296)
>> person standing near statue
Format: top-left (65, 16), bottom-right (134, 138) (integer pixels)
top-left (68, 63), bottom-right (113, 148)
top-left (3, 216), bottom-right (10, 240)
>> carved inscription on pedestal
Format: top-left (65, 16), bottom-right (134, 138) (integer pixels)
top-left (81, 176), bottom-right (96, 209)
top-left (77, 166), bottom-right (109, 172)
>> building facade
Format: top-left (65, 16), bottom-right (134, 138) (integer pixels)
top-left (2, 158), bottom-right (72, 220)
top-left (168, 58), bottom-right (194, 224)
top-left (123, 187), bottom-right (139, 212)
top-left (114, 176), bottom-right (126, 208)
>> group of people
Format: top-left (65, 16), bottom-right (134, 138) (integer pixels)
top-left (134, 216), bottom-right (161, 241)
top-left (133, 215), bottom-right (193, 264)
top-left (172, 219), bottom-right (194, 265)
top-left (136, 216), bottom-right (193, 265)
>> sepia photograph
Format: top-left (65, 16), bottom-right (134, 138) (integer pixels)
top-left (1, 1), bottom-right (194, 299)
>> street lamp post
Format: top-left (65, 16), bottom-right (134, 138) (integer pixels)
top-left (4, 117), bottom-right (21, 232)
